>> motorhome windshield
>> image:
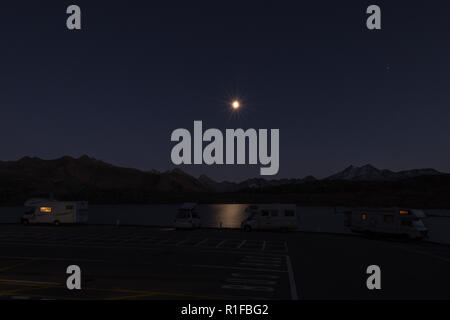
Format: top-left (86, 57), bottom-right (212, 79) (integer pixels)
top-left (412, 220), bottom-right (426, 230)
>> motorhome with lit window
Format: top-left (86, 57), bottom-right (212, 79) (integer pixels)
top-left (21, 198), bottom-right (89, 225)
top-left (344, 208), bottom-right (428, 239)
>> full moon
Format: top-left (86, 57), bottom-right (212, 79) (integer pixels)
top-left (232, 100), bottom-right (240, 109)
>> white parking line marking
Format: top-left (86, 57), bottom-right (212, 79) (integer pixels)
top-left (262, 241), bottom-right (266, 251)
top-left (195, 239), bottom-right (209, 247)
top-left (192, 264), bottom-right (287, 273)
top-left (243, 257), bottom-right (282, 263)
top-left (244, 256), bottom-right (281, 261)
top-left (286, 255), bottom-right (299, 300)
top-left (237, 240), bottom-right (247, 249)
top-left (239, 262), bottom-right (281, 267)
top-left (221, 284), bottom-right (274, 292)
top-left (226, 278), bottom-right (277, 285)
top-left (0, 241), bottom-right (287, 256)
top-left (241, 260), bottom-right (281, 266)
top-left (0, 256), bottom-right (104, 263)
top-left (176, 239), bottom-right (189, 246)
top-left (231, 273), bottom-right (279, 279)
top-left (215, 239), bottom-right (228, 248)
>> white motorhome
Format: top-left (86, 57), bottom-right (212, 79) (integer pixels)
top-left (241, 204), bottom-right (298, 231)
top-left (21, 198), bottom-right (89, 226)
top-left (344, 207), bottom-right (428, 239)
top-left (173, 203), bottom-right (201, 229)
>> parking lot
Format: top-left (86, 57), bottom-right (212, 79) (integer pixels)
top-left (0, 226), bottom-right (289, 253)
top-left (0, 225), bottom-right (449, 299)
top-left (0, 226), bottom-right (295, 300)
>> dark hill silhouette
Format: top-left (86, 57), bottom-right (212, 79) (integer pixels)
top-left (326, 164), bottom-right (442, 181)
top-left (0, 155), bottom-right (207, 204)
top-left (0, 156), bottom-right (449, 207)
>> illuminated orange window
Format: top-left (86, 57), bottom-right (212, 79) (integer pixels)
top-left (399, 210), bottom-right (409, 215)
top-left (40, 207), bottom-right (52, 213)
top-left (361, 213), bottom-right (367, 221)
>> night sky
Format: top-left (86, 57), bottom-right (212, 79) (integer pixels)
top-left (0, 1), bottom-right (449, 181)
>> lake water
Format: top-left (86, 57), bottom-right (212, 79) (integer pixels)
top-left (1, 204), bottom-right (449, 245)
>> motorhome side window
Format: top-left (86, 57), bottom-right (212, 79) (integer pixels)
top-left (284, 210), bottom-right (295, 217)
top-left (384, 215), bottom-right (394, 223)
top-left (261, 210), bottom-right (269, 216)
top-left (40, 207), bottom-right (52, 213)
top-left (66, 205), bottom-right (74, 210)
top-left (270, 210), bottom-right (279, 217)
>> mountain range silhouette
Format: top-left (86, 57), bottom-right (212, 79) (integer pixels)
top-left (0, 156), bottom-right (448, 207)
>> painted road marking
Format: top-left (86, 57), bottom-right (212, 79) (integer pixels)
top-left (243, 258), bottom-right (281, 263)
top-left (195, 239), bottom-right (208, 247)
top-left (222, 256), bottom-right (279, 294)
top-left (215, 239), bottom-right (228, 248)
top-left (221, 284), bottom-right (275, 292)
top-left (237, 240), bottom-right (247, 249)
top-left (244, 255), bottom-right (281, 261)
top-left (231, 273), bottom-right (279, 280)
top-left (0, 234), bottom-right (290, 252)
top-left (226, 278), bottom-right (277, 285)
top-left (220, 239), bottom-right (244, 248)
top-left (239, 262), bottom-right (281, 267)
top-left (192, 264), bottom-right (286, 273)
top-left (0, 256), bottom-right (104, 263)
top-left (241, 260), bottom-right (281, 265)
top-left (0, 280), bottom-right (243, 300)
top-left (0, 241), bottom-right (288, 257)
top-left (242, 256), bottom-right (282, 263)
top-left (176, 239), bottom-right (190, 246)
top-left (220, 254), bottom-right (297, 299)
top-left (286, 255), bottom-right (298, 300)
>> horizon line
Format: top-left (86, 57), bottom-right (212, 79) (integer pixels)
top-left (0, 154), bottom-right (447, 184)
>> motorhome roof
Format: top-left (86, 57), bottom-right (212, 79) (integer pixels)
top-left (24, 198), bottom-right (58, 206)
top-left (354, 207), bottom-right (426, 217)
top-left (24, 199), bottom-right (87, 207)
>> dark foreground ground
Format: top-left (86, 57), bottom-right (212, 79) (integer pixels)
top-left (0, 225), bottom-right (449, 300)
